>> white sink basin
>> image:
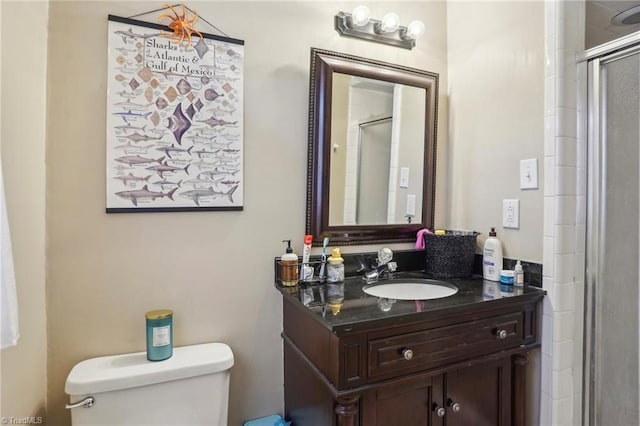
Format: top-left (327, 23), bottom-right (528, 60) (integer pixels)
top-left (363, 279), bottom-right (458, 300)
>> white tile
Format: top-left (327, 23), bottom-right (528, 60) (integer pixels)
top-left (542, 315), bottom-right (553, 357)
top-left (556, 0), bottom-right (566, 23)
top-left (553, 311), bottom-right (575, 342)
top-left (555, 253), bottom-right (576, 284)
top-left (544, 237), bottom-right (555, 277)
top-left (555, 195), bottom-right (576, 226)
top-left (545, 116), bottom-right (556, 157)
top-left (544, 157), bottom-right (556, 197)
top-left (576, 195), bottom-right (586, 225)
top-left (545, 197), bottom-right (555, 237)
top-left (543, 276), bottom-right (554, 292)
top-left (553, 282), bottom-right (575, 312)
top-left (552, 396), bottom-right (573, 426)
top-left (540, 391), bottom-right (553, 426)
top-left (545, 1), bottom-right (557, 37)
top-left (541, 352), bottom-right (553, 391)
top-left (555, 137), bottom-right (577, 167)
top-left (546, 33), bottom-right (557, 73)
top-left (556, 76), bottom-right (577, 109)
top-left (553, 339), bottom-right (574, 371)
top-left (576, 165), bottom-right (586, 196)
top-left (573, 252), bottom-right (586, 286)
top-left (553, 368), bottom-right (573, 398)
top-left (575, 224), bottom-right (586, 254)
top-left (577, 63), bottom-right (588, 113)
top-left (572, 393), bottom-right (583, 426)
top-left (545, 76), bottom-right (556, 117)
top-left (555, 166), bottom-right (577, 196)
top-left (556, 47), bottom-right (567, 80)
top-left (555, 107), bottom-right (578, 138)
top-left (554, 225), bottom-right (576, 254)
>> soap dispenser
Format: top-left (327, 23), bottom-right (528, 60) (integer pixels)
top-left (280, 240), bottom-right (298, 287)
top-left (482, 227), bottom-right (503, 281)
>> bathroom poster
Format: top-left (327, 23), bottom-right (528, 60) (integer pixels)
top-left (106, 15), bottom-right (244, 212)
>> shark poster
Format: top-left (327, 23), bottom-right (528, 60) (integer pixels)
top-left (106, 15), bottom-right (244, 212)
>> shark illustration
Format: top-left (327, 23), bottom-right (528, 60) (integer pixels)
top-left (151, 179), bottom-right (183, 190)
top-left (155, 145), bottom-right (193, 159)
top-left (115, 155), bottom-right (164, 166)
top-left (179, 185), bottom-right (238, 206)
top-left (115, 185), bottom-right (177, 207)
top-left (112, 110), bottom-right (152, 123)
top-left (197, 168), bottom-right (239, 180)
top-left (145, 162), bottom-right (191, 179)
top-left (113, 173), bottom-right (153, 186)
top-left (125, 132), bottom-right (163, 143)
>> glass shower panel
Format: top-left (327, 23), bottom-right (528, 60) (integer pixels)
top-left (593, 51), bottom-right (640, 426)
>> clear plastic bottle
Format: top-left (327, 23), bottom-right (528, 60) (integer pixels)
top-left (514, 260), bottom-right (524, 287)
top-left (482, 227), bottom-right (503, 282)
top-left (326, 248), bottom-right (345, 283)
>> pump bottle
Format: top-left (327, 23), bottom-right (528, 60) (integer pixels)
top-left (483, 227), bottom-right (503, 281)
top-left (280, 240), bottom-right (298, 286)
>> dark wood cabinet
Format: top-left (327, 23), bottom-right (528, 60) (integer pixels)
top-left (280, 282), bottom-right (543, 426)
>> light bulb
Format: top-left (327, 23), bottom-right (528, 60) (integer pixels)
top-left (380, 12), bottom-right (400, 33)
top-left (351, 6), bottom-right (370, 27)
top-left (406, 20), bottom-right (426, 40)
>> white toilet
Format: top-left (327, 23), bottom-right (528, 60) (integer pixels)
top-left (65, 343), bottom-right (234, 426)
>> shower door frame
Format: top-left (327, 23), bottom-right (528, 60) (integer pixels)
top-left (579, 32), bottom-right (640, 426)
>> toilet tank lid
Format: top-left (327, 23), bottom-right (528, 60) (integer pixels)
top-left (65, 343), bottom-right (234, 395)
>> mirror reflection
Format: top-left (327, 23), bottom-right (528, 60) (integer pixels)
top-left (329, 73), bottom-right (426, 226)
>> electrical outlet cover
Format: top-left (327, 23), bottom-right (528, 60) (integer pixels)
top-left (502, 199), bottom-right (520, 229)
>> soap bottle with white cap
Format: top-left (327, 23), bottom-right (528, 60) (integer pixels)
top-left (483, 227), bottom-right (503, 282)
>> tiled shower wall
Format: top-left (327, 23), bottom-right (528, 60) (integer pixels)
top-left (541, 1), bottom-right (586, 425)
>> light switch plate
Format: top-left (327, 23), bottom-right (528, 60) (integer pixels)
top-left (400, 167), bottom-right (410, 188)
top-left (503, 199), bottom-right (520, 229)
top-left (520, 158), bottom-right (538, 189)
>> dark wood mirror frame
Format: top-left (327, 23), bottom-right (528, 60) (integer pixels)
top-left (306, 48), bottom-right (439, 246)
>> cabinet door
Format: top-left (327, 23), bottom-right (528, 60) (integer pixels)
top-left (442, 357), bottom-right (511, 426)
top-left (362, 373), bottom-right (442, 426)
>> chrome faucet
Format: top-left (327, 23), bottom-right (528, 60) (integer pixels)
top-left (362, 248), bottom-right (397, 283)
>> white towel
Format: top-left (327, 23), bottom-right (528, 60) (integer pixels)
top-left (0, 162), bottom-right (19, 349)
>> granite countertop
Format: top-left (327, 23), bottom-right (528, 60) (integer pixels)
top-left (275, 271), bottom-right (546, 334)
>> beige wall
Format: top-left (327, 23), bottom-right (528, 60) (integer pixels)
top-left (447, 1), bottom-right (545, 262)
top-left (0, 0), bottom-right (49, 422)
top-left (45, 2), bottom-right (448, 424)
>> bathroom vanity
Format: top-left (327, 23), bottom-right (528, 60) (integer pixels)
top-left (276, 274), bottom-right (544, 426)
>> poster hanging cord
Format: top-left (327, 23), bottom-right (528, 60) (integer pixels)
top-left (128, 3), bottom-right (230, 38)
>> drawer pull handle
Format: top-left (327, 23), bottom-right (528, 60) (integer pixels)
top-left (451, 402), bottom-right (461, 413)
top-left (402, 348), bottom-right (414, 360)
top-left (496, 329), bottom-right (507, 340)
top-left (434, 406), bottom-right (446, 417)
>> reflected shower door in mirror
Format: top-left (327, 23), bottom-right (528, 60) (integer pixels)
top-left (329, 74), bottom-right (426, 226)
top-left (307, 48), bottom-right (438, 245)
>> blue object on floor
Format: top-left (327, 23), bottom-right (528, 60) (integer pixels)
top-left (243, 414), bottom-right (291, 426)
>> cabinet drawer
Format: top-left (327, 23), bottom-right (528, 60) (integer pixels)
top-left (368, 312), bottom-right (522, 379)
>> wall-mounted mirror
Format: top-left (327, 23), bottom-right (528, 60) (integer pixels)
top-left (306, 48), bottom-right (439, 246)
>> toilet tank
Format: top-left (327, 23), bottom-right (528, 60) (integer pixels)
top-left (65, 343), bottom-right (234, 426)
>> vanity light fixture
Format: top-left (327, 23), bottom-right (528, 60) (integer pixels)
top-left (334, 6), bottom-right (425, 50)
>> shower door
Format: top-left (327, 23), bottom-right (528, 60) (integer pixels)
top-left (584, 41), bottom-right (640, 426)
